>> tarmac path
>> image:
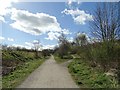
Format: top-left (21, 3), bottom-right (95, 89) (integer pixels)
top-left (17, 56), bottom-right (78, 88)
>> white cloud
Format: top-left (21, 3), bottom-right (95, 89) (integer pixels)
top-left (0, 0), bottom-right (18, 22)
top-left (0, 36), bottom-right (5, 41)
top-left (45, 29), bottom-right (71, 40)
top-left (25, 41), bottom-right (42, 50)
top-left (62, 29), bottom-right (71, 35)
top-left (12, 44), bottom-right (24, 48)
top-left (8, 38), bottom-right (14, 41)
top-left (11, 44), bottom-right (32, 49)
top-left (10, 8), bottom-right (61, 35)
top-left (68, 37), bottom-right (74, 42)
top-left (25, 42), bottom-right (33, 47)
top-left (33, 40), bottom-right (39, 43)
top-left (76, 32), bottom-right (93, 43)
top-left (66, 0), bottom-right (82, 10)
top-left (10, 8), bottom-right (70, 40)
top-left (10, 43), bottom-right (57, 50)
top-left (62, 9), bottom-right (93, 25)
top-left (0, 16), bottom-right (5, 22)
top-left (68, 0), bottom-right (72, 5)
top-left (67, 0), bottom-right (82, 6)
top-left (42, 44), bottom-right (57, 50)
top-left (45, 32), bottom-right (61, 40)
top-left (0, 36), bottom-right (5, 40)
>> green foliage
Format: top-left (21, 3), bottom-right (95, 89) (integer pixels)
top-left (68, 59), bottom-right (118, 88)
top-left (2, 50), bottom-right (35, 62)
top-left (2, 59), bottom-right (44, 88)
top-left (57, 33), bottom-right (72, 59)
top-left (2, 49), bottom-right (47, 76)
top-left (54, 55), bottom-right (72, 63)
top-left (74, 41), bottom-right (120, 71)
top-left (62, 55), bottom-right (73, 59)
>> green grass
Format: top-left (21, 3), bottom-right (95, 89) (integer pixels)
top-left (68, 59), bottom-right (119, 88)
top-left (54, 56), bottom-right (71, 63)
top-left (2, 58), bottom-right (45, 88)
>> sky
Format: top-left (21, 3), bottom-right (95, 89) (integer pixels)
top-left (0, 0), bottom-right (98, 50)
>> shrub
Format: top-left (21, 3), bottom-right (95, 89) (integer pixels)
top-left (68, 59), bottom-right (118, 88)
top-left (63, 55), bottom-right (73, 59)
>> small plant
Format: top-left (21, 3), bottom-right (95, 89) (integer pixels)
top-left (68, 59), bottom-right (118, 88)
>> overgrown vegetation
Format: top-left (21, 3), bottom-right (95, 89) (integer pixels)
top-left (2, 58), bottom-right (44, 88)
top-left (54, 55), bottom-right (73, 63)
top-left (68, 59), bottom-right (118, 88)
top-left (54, 33), bottom-right (74, 63)
top-left (54, 2), bottom-right (120, 88)
top-left (2, 45), bottom-right (51, 88)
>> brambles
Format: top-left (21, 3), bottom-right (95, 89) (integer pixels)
top-left (68, 59), bottom-right (118, 88)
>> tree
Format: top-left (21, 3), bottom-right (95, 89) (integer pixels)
top-left (33, 40), bottom-right (41, 58)
top-left (57, 33), bottom-right (71, 58)
top-left (90, 2), bottom-right (120, 79)
top-left (90, 3), bottom-right (119, 42)
top-left (90, 3), bottom-right (120, 63)
top-left (75, 32), bottom-right (88, 46)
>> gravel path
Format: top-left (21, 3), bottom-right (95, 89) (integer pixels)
top-left (17, 56), bottom-right (78, 88)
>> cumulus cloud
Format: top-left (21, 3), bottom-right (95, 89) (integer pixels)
top-left (45, 29), bottom-right (71, 40)
top-left (25, 41), bottom-right (57, 50)
top-left (10, 8), bottom-right (61, 35)
top-left (8, 38), bottom-right (14, 41)
top-left (62, 9), bottom-right (93, 25)
top-left (25, 40), bottom-right (43, 50)
top-left (0, 36), bottom-right (5, 40)
top-left (42, 44), bottom-right (57, 50)
top-left (0, 0), bottom-right (18, 22)
top-left (10, 41), bottom-right (57, 50)
top-left (0, 36), bottom-right (5, 41)
top-left (45, 32), bottom-right (61, 40)
top-left (25, 42), bottom-right (33, 47)
top-left (68, 37), bottom-right (74, 42)
top-left (10, 8), bottom-right (70, 40)
top-left (12, 40), bottom-right (38, 50)
top-left (12, 44), bottom-right (32, 49)
top-left (33, 40), bottom-right (38, 43)
top-left (67, 0), bottom-right (82, 9)
top-left (0, 16), bottom-right (5, 22)
top-left (67, 0), bottom-right (81, 5)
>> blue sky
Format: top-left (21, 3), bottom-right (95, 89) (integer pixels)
top-left (0, 1), bottom-right (97, 50)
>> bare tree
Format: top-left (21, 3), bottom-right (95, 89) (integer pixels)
top-left (90, 3), bottom-right (119, 42)
top-left (57, 33), bottom-right (71, 58)
top-left (33, 40), bottom-right (41, 58)
top-left (90, 2), bottom-right (120, 82)
top-left (58, 32), bottom-right (68, 45)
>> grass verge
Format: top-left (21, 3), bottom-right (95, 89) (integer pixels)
top-left (2, 58), bottom-right (45, 88)
top-left (54, 56), bottom-right (70, 63)
top-left (68, 58), bottom-right (119, 88)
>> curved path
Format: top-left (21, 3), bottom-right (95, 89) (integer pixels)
top-left (17, 56), bottom-right (78, 88)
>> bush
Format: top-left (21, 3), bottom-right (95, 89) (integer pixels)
top-left (75, 41), bottom-right (120, 72)
top-left (63, 55), bottom-right (73, 59)
top-left (2, 50), bottom-right (37, 76)
top-left (68, 59), bottom-right (118, 88)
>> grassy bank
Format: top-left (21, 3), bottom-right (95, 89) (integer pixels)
top-left (54, 55), bottom-right (72, 63)
top-left (2, 49), bottom-right (47, 88)
top-left (2, 58), bottom-right (45, 88)
top-left (68, 58), bottom-right (119, 88)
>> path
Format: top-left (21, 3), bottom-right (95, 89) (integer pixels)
top-left (17, 56), bottom-right (78, 88)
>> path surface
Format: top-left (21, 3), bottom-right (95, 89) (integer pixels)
top-left (17, 56), bottom-right (78, 88)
